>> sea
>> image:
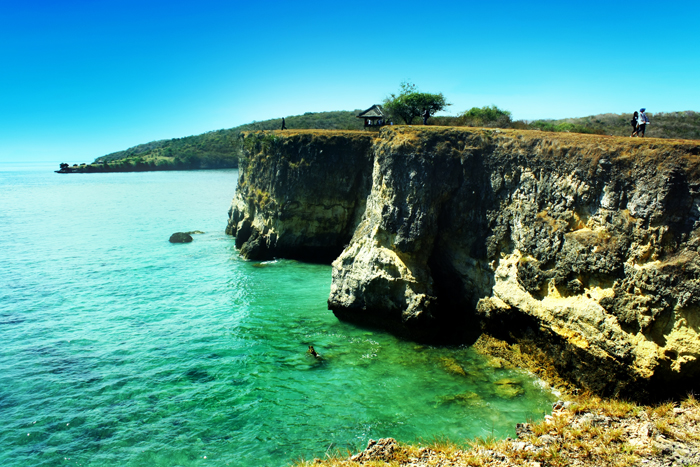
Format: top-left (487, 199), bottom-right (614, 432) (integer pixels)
top-left (0, 163), bottom-right (557, 467)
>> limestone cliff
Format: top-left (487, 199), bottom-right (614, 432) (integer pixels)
top-left (228, 127), bottom-right (700, 399)
top-left (227, 130), bottom-right (374, 262)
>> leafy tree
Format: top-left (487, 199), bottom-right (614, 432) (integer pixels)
top-left (383, 82), bottom-right (450, 125)
top-left (459, 105), bottom-right (513, 128)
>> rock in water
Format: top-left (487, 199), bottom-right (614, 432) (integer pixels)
top-left (169, 232), bottom-right (193, 243)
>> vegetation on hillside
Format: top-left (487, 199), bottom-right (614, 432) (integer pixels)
top-left (60, 110), bottom-right (365, 173)
top-left (433, 105), bottom-right (605, 135)
top-left (236, 110), bottom-right (364, 132)
top-left (96, 111), bottom-right (365, 166)
top-left (459, 105), bottom-right (514, 128)
top-left (532, 110), bottom-right (700, 139)
top-left (97, 128), bottom-right (238, 165)
top-left (435, 106), bottom-right (699, 139)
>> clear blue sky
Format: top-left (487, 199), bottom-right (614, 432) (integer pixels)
top-left (2, 0), bottom-right (699, 163)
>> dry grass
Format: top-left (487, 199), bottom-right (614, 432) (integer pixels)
top-left (293, 392), bottom-right (700, 467)
top-left (568, 394), bottom-right (641, 418)
top-left (245, 125), bottom-right (700, 182)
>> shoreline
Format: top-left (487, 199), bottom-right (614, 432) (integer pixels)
top-left (54, 162), bottom-right (237, 174)
top-left (307, 397), bottom-right (700, 467)
top-left (298, 334), bottom-right (700, 466)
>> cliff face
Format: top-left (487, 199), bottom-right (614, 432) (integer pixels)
top-left (228, 127), bottom-right (700, 398)
top-left (227, 131), bottom-right (374, 262)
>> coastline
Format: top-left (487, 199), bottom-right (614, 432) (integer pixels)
top-left (298, 335), bottom-right (700, 466)
top-left (224, 127), bottom-right (700, 466)
top-left (54, 160), bottom-right (237, 173)
top-left (300, 397), bottom-right (700, 467)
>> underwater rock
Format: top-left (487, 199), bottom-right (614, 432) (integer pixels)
top-left (487, 357), bottom-right (511, 369)
top-left (438, 357), bottom-right (468, 377)
top-left (437, 391), bottom-right (484, 407)
top-left (494, 378), bottom-right (525, 398)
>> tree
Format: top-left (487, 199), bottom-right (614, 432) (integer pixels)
top-left (383, 82), bottom-right (450, 125)
top-left (459, 105), bottom-right (512, 128)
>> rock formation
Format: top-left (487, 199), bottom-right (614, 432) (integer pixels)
top-left (228, 127), bottom-right (700, 399)
top-left (169, 232), bottom-right (193, 243)
top-left (227, 131), bottom-right (374, 262)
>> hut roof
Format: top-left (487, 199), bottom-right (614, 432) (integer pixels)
top-left (357, 105), bottom-right (384, 119)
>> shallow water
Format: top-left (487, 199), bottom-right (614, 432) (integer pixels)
top-left (0, 164), bottom-right (556, 466)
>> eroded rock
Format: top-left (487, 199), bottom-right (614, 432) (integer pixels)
top-left (226, 130), bottom-right (374, 262)
top-left (350, 438), bottom-right (399, 463)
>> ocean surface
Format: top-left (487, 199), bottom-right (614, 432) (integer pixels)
top-left (0, 164), bottom-right (556, 467)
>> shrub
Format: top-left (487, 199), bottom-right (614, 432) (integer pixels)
top-left (459, 105), bottom-right (513, 128)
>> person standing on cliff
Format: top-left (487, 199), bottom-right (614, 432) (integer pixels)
top-left (281, 117), bottom-right (287, 130)
top-left (422, 108), bottom-right (430, 125)
top-left (637, 108), bottom-right (650, 137)
top-left (631, 111), bottom-right (639, 137)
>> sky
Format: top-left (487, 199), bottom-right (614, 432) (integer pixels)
top-left (1, 0), bottom-right (699, 163)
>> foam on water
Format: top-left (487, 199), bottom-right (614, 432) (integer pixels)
top-left (0, 165), bottom-right (556, 466)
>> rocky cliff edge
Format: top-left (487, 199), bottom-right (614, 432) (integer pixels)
top-left (227, 127), bottom-right (700, 399)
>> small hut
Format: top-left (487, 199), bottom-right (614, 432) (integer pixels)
top-left (356, 105), bottom-right (386, 128)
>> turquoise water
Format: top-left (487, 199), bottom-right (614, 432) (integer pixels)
top-left (0, 164), bottom-right (556, 467)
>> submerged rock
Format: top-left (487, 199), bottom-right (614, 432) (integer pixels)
top-left (438, 356), bottom-right (468, 377)
top-left (437, 391), bottom-right (484, 407)
top-left (494, 378), bottom-right (525, 398)
top-left (169, 232), bottom-right (193, 243)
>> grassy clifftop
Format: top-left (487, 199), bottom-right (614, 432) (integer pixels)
top-left (433, 110), bottom-right (700, 140)
top-left (533, 111), bottom-right (700, 140)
